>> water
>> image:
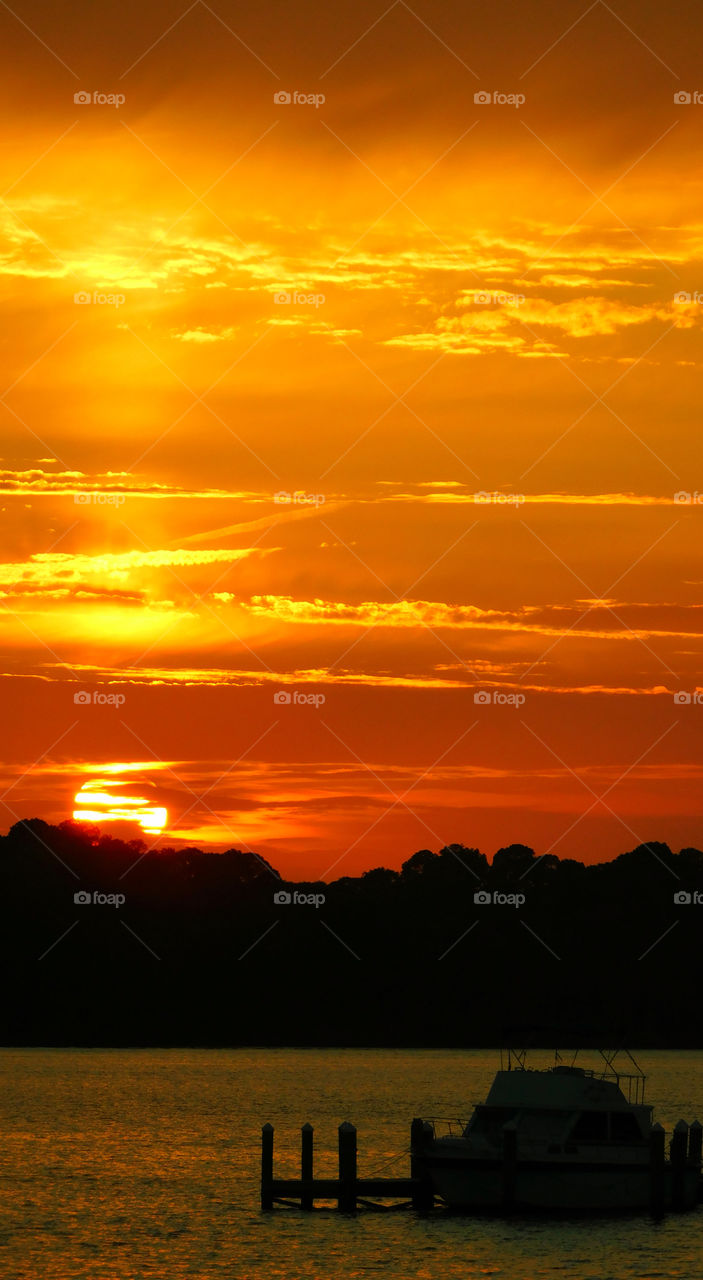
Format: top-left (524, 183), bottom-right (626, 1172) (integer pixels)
top-left (0, 1048), bottom-right (702, 1279)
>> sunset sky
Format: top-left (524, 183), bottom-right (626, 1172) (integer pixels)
top-left (2, 0), bottom-right (703, 878)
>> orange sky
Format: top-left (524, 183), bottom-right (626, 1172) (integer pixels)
top-left (1, 0), bottom-right (702, 877)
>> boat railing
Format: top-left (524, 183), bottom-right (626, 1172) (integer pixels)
top-left (501, 1047), bottom-right (647, 1105)
top-left (556, 1065), bottom-right (646, 1103)
top-left (423, 1118), bottom-right (470, 1138)
top-left (578, 1048), bottom-right (647, 1104)
top-left (604, 1072), bottom-right (646, 1104)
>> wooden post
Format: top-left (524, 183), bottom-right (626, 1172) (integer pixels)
top-left (301, 1123), bottom-right (314, 1210)
top-left (502, 1121), bottom-right (518, 1212)
top-left (261, 1123), bottom-right (274, 1211)
top-left (649, 1122), bottom-right (665, 1216)
top-left (338, 1121), bottom-right (357, 1212)
top-left (410, 1117), bottom-right (434, 1209)
top-left (671, 1119), bottom-right (688, 1211)
top-left (688, 1119), bottom-right (702, 1168)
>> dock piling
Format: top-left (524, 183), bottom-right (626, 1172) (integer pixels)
top-left (688, 1118), bottom-right (702, 1168)
top-left (261, 1123), bottom-right (274, 1211)
top-left (301, 1123), bottom-right (314, 1210)
top-left (671, 1119), bottom-right (688, 1211)
top-left (410, 1118), bottom-right (435, 1209)
top-left (649, 1122), bottom-right (665, 1216)
top-left (338, 1122), bottom-right (357, 1212)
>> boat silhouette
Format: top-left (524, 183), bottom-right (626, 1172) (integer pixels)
top-left (416, 1048), bottom-right (701, 1211)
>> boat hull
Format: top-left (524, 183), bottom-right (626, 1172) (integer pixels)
top-left (421, 1153), bottom-right (700, 1212)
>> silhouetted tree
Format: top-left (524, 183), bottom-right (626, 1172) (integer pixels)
top-left (492, 843), bottom-right (536, 877)
top-left (1, 821), bottom-right (702, 1047)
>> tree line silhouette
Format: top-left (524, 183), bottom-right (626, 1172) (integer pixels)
top-left (2, 818), bottom-right (703, 1046)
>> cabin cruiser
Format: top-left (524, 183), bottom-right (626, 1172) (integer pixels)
top-left (417, 1050), bottom-right (701, 1211)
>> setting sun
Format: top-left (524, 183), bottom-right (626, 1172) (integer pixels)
top-left (73, 776), bottom-right (168, 835)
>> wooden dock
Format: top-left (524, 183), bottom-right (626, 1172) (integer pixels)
top-left (261, 1118), bottom-right (435, 1211)
top-left (262, 1117), bottom-right (703, 1214)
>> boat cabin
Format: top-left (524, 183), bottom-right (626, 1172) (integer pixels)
top-left (464, 1066), bottom-right (652, 1147)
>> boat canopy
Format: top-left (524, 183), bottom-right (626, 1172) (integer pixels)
top-left (485, 1069), bottom-right (637, 1112)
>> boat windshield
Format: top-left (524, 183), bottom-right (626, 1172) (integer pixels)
top-left (569, 1110), bottom-right (645, 1143)
top-left (468, 1106), bottom-right (572, 1143)
top-left (467, 1107), bottom-right (516, 1139)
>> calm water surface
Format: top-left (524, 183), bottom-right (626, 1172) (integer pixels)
top-left (0, 1048), bottom-right (702, 1279)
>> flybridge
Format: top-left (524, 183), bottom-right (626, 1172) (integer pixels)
top-left (484, 1068), bottom-right (645, 1113)
top-left (499, 1045), bottom-right (647, 1105)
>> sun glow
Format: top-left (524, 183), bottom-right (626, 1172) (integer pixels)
top-left (73, 777), bottom-right (168, 835)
